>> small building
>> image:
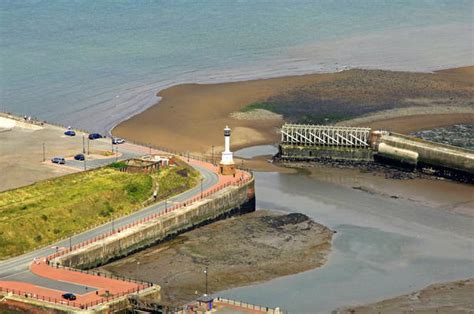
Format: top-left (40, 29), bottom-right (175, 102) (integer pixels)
top-left (141, 154), bottom-right (172, 167)
top-left (121, 158), bottom-right (161, 174)
top-left (196, 295), bottom-right (214, 311)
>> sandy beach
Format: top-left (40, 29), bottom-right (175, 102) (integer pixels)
top-left (113, 67), bottom-right (473, 155)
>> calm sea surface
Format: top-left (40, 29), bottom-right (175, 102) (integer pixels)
top-left (1, 0), bottom-right (472, 132)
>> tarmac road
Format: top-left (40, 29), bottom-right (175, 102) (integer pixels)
top-left (0, 150), bottom-right (219, 294)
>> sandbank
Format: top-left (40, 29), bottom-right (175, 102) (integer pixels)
top-left (113, 67), bottom-right (473, 155)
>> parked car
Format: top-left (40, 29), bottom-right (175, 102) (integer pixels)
top-left (88, 133), bottom-right (103, 140)
top-left (64, 130), bottom-right (76, 136)
top-left (51, 157), bottom-right (65, 164)
top-left (62, 293), bottom-right (76, 301)
top-left (74, 153), bottom-right (85, 161)
top-left (112, 137), bottom-right (125, 144)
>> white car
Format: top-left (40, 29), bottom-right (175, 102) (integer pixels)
top-left (112, 137), bottom-right (125, 144)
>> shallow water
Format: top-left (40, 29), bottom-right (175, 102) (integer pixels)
top-left (1, 1), bottom-right (472, 133)
top-left (234, 145), bottom-right (278, 159)
top-left (218, 171), bottom-right (474, 313)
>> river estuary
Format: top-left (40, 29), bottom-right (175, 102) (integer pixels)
top-left (223, 147), bottom-right (474, 313)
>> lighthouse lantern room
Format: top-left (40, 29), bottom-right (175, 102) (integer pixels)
top-left (219, 126), bottom-right (236, 175)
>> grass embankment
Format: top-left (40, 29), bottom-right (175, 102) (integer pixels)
top-left (0, 164), bottom-right (199, 259)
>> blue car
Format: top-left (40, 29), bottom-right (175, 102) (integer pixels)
top-left (74, 153), bottom-right (85, 161)
top-left (64, 130), bottom-right (76, 136)
top-left (62, 293), bottom-right (76, 301)
top-left (88, 133), bottom-right (103, 140)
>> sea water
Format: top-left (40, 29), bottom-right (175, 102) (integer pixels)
top-left (1, 0), bottom-right (472, 133)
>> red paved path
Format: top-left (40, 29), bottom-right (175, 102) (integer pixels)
top-left (0, 147), bottom-right (252, 309)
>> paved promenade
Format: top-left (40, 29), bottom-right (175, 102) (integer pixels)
top-left (0, 140), bottom-right (251, 310)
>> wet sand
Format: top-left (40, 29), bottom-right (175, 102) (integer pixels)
top-left (302, 165), bottom-right (474, 217)
top-left (338, 278), bottom-right (474, 314)
top-left (100, 210), bottom-right (333, 306)
top-left (113, 67), bottom-right (474, 155)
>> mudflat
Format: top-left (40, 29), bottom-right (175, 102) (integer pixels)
top-left (100, 210), bottom-right (333, 306)
top-left (113, 67), bottom-right (474, 155)
top-left (338, 279), bottom-right (474, 314)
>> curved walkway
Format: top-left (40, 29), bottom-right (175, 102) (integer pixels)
top-left (0, 143), bottom-right (251, 309)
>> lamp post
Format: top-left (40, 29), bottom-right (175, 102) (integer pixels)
top-left (204, 266), bottom-right (208, 296)
top-left (136, 261), bottom-right (140, 299)
top-left (200, 178), bottom-right (204, 199)
top-left (82, 135), bottom-right (85, 154)
top-left (211, 145), bottom-right (214, 165)
top-left (84, 156), bottom-right (87, 171)
top-left (42, 143), bottom-right (45, 162)
top-left (87, 138), bottom-right (90, 155)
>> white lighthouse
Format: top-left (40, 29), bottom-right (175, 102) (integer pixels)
top-left (219, 126), bottom-right (236, 175)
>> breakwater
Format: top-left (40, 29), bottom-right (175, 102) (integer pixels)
top-left (277, 124), bottom-right (474, 182)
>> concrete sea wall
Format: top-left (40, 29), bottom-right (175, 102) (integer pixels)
top-left (278, 144), bottom-right (374, 162)
top-left (54, 179), bottom-right (255, 269)
top-left (378, 133), bottom-right (474, 174)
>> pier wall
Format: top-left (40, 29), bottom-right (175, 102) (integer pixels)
top-left (278, 144), bottom-right (374, 162)
top-left (378, 133), bottom-right (474, 174)
top-left (54, 179), bottom-right (255, 270)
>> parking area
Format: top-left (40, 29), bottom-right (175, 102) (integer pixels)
top-left (0, 115), bottom-right (130, 192)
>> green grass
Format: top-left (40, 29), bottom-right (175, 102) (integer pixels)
top-left (240, 102), bottom-right (279, 113)
top-left (0, 165), bottom-right (199, 259)
top-left (241, 102), bottom-right (349, 125)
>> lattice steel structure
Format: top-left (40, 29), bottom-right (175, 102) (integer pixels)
top-left (281, 123), bottom-right (371, 147)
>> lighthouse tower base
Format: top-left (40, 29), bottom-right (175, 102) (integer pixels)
top-left (219, 162), bottom-right (236, 176)
top-left (219, 126), bottom-right (236, 176)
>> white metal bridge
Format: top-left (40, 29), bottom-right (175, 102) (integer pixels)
top-left (281, 123), bottom-right (371, 147)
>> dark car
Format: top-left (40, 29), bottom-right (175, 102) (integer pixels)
top-left (62, 293), bottom-right (76, 301)
top-left (64, 130), bottom-right (76, 136)
top-left (74, 153), bottom-right (85, 161)
top-left (51, 157), bottom-right (65, 164)
top-left (112, 137), bottom-right (125, 144)
top-left (88, 133), bottom-right (103, 140)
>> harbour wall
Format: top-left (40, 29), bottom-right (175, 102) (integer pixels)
top-left (277, 130), bottom-right (473, 181)
top-left (53, 179), bottom-right (255, 270)
top-left (377, 132), bottom-right (474, 175)
top-left (278, 144), bottom-right (374, 162)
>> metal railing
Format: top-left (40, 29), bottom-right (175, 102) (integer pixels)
top-left (47, 173), bottom-right (253, 262)
top-left (2, 111), bottom-right (255, 309)
top-left (0, 285), bottom-right (148, 310)
top-left (215, 297), bottom-right (285, 314)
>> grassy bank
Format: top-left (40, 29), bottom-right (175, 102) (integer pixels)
top-left (0, 164), bottom-right (199, 259)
